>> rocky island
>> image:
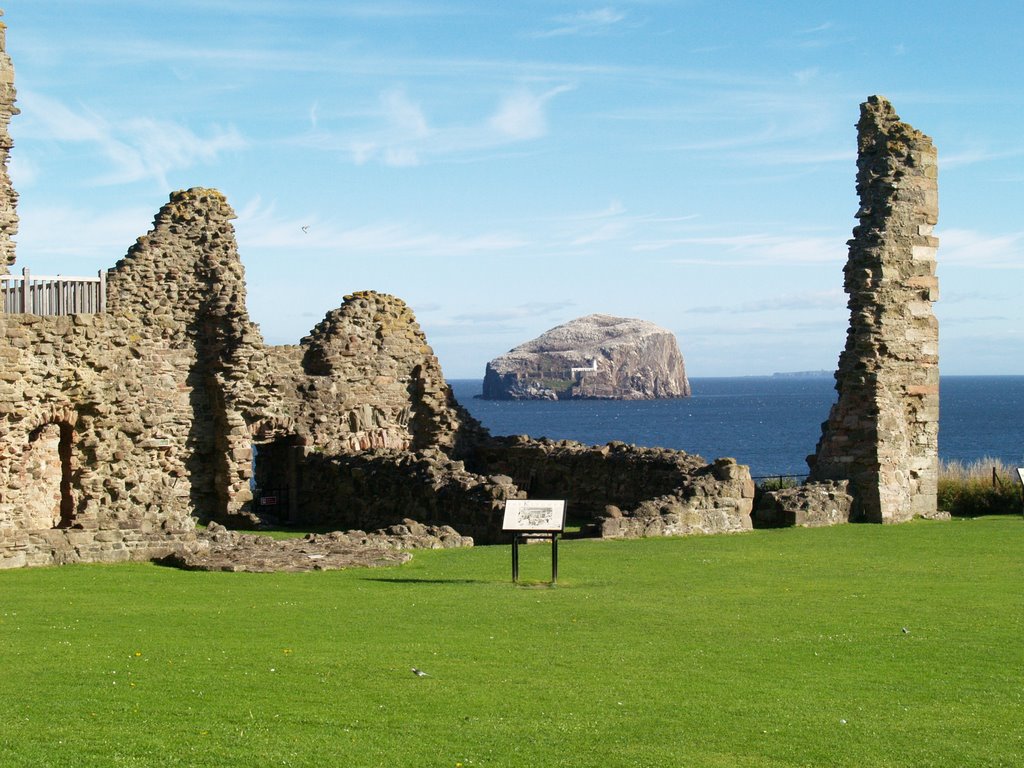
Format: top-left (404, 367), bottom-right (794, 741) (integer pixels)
top-left (482, 314), bottom-right (690, 400)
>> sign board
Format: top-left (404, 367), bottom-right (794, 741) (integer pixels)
top-left (502, 499), bottom-right (566, 532)
top-left (1017, 468), bottom-right (1024, 487)
top-left (260, 496), bottom-right (278, 506)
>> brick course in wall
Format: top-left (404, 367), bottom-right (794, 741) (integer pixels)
top-left (809, 96), bottom-right (939, 523)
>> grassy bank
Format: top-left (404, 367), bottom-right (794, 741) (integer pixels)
top-left (938, 458), bottom-right (1023, 516)
top-left (1, 518), bottom-right (1022, 767)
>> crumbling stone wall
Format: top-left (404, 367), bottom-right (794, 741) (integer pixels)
top-left (0, 12), bottom-right (18, 274)
top-left (473, 436), bottom-right (711, 517)
top-left (105, 188), bottom-right (267, 526)
top-left (754, 481), bottom-right (853, 528)
top-left (0, 313), bottom-right (201, 567)
top-left (267, 448), bottom-right (521, 543)
top-left (809, 96), bottom-right (939, 523)
top-left (470, 436), bottom-right (754, 537)
top-left (0, 10), bottom-right (764, 567)
top-left (0, 187), bottom-right (485, 567)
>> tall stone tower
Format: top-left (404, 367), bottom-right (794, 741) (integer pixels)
top-left (0, 9), bottom-right (18, 274)
top-left (809, 96), bottom-right (939, 523)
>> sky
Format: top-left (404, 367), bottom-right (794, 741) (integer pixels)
top-left (1, 1), bottom-right (1022, 378)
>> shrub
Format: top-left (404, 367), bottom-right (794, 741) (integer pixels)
top-left (938, 458), bottom-right (1023, 516)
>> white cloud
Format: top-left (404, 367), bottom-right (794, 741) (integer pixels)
top-left (685, 289), bottom-right (846, 315)
top-left (937, 228), bottom-right (1024, 268)
top-left (234, 196), bottom-right (530, 256)
top-left (18, 91), bottom-right (246, 189)
top-left (8, 155), bottom-right (39, 188)
top-left (940, 147), bottom-right (1024, 170)
top-left (382, 89), bottom-right (430, 137)
top-left (14, 203), bottom-right (156, 265)
top-left (488, 85), bottom-right (574, 140)
top-left (640, 232), bottom-right (846, 265)
top-left (339, 84), bottom-right (572, 167)
top-left (534, 8), bottom-right (627, 38)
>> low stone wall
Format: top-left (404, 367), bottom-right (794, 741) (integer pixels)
top-left (470, 436), bottom-right (712, 520)
top-left (754, 481), bottom-right (853, 528)
top-left (598, 457), bottom-right (755, 538)
top-left (0, 527), bottom-right (203, 569)
top-left (272, 448), bottom-right (522, 544)
top-left (469, 437), bottom-right (754, 536)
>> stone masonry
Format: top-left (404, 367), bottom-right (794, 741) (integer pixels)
top-left (809, 96), bottom-right (939, 523)
top-left (0, 10), bottom-right (17, 274)
top-left (0, 13), bottom-right (759, 567)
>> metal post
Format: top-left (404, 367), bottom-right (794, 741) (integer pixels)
top-left (98, 269), bottom-right (107, 313)
top-left (512, 534), bottom-right (519, 583)
top-left (551, 533), bottom-right (558, 585)
top-left (20, 267), bottom-right (28, 314)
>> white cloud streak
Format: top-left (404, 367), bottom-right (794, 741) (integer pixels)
top-left (533, 8), bottom-right (628, 38)
top-left (15, 203), bottom-right (157, 263)
top-left (642, 232), bottom-right (846, 265)
top-left (337, 84), bottom-right (573, 167)
top-left (18, 91), bottom-right (247, 189)
top-left (234, 197), bottom-right (531, 256)
top-left (937, 228), bottom-right (1024, 268)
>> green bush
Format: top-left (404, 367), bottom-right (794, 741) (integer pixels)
top-left (938, 458), bottom-right (1023, 516)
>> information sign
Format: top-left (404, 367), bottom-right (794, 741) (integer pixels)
top-left (502, 499), bottom-right (566, 532)
top-left (503, 500), bottom-right (566, 585)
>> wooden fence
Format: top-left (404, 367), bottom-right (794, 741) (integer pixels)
top-left (0, 268), bottom-right (107, 315)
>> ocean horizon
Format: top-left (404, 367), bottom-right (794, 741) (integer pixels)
top-left (450, 375), bottom-right (1023, 478)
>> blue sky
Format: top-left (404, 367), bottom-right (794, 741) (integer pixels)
top-left (3, 1), bottom-right (1022, 377)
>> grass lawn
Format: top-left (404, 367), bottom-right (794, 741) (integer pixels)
top-left (1, 517), bottom-right (1022, 767)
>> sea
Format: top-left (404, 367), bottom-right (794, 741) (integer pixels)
top-left (449, 376), bottom-right (1024, 479)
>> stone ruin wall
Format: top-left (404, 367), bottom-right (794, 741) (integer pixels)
top-left (0, 10), bottom-right (759, 568)
top-left (0, 188), bottom-right (486, 567)
top-left (0, 183), bottom-right (756, 568)
top-left (471, 436), bottom-right (753, 538)
top-left (0, 11), bottom-right (17, 274)
top-left (809, 96), bottom-right (939, 523)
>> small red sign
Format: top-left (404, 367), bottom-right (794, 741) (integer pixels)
top-left (260, 496), bottom-right (278, 506)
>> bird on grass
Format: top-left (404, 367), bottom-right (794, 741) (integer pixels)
top-left (411, 667), bottom-right (431, 677)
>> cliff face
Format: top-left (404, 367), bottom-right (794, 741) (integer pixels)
top-left (482, 314), bottom-right (690, 400)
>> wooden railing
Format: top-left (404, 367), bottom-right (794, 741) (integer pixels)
top-left (0, 268), bottom-right (107, 315)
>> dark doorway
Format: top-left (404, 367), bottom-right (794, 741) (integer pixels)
top-left (252, 436), bottom-right (302, 525)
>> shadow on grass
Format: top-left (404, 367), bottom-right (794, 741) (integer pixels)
top-left (360, 577), bottom-right (497, 585)
top-left (361, 576), bottom-right (568, 588)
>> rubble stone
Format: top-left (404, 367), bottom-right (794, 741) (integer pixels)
top-left (754, 481), bottom-right (854, 528)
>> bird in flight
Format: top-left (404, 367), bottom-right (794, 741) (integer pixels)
top-left (411, 667), bottom-right (431, 677)
top-left (301, 225), bottom-right (309, 234)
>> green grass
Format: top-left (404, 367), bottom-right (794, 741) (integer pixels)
top-left (2, 518), bottom-right (1023, 767)
top-left (938, 458), bottom-right (1023, 516)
